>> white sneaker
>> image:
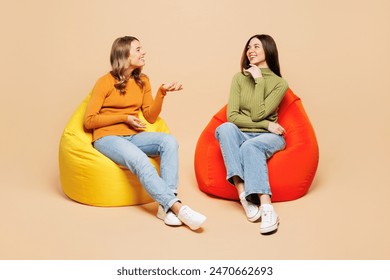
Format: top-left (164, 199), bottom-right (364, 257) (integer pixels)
top-left (239, 192), bottom-right (261, 222)
top-left (259, 204), bottom-right (279, 234)
top-left (157, 205), bottom-right (183, 226)
top-left (177, 205), bottom-right (207, 230)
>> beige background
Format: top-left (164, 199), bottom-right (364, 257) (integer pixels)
top-left (1, 0), bottom-right (389, 259)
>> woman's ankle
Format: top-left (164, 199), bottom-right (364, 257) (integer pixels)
top-left (170, 201), bottom-right (183, 215)
top-left (233, 177), bottom-right (245, 194)
top-left (259, 194), bottom-right (272, 205)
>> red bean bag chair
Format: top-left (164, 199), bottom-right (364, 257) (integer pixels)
top-left (194, 88), bottom-right (319, 202)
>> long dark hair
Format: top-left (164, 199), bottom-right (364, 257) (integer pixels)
top-left (110, 36), bottom-right (144, 94)
top-left (240, 34), bottom-right (282, 77)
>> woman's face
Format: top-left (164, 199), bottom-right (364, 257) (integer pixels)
top-left (127, 40), bottom-right (146, 70)
top-left (246, 37), bottom-right (267, 67)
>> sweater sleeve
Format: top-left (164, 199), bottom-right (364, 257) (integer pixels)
top-left (84, 77), bottom-right (128, 130)
top-left (250, 77), bottom-right (288, 122)
top-left (227, 74), bottom-right (270, 130)
top-left (140, 77), bottom-right (166, 124)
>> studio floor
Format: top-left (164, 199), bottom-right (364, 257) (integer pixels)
top-left (1, 0), bottom-right (390, 261)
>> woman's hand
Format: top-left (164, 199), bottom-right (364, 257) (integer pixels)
top-left (162, 82), bottom-right (183, 92)
top-left (244, 64), bottom-right (262, 79)
top-left (268, 122), bottom-right (285, 135)
top-left (127, 115), bottom-right (146, 131)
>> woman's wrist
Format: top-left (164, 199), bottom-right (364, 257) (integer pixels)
top-left (159, 85), bottom-right (168, 96)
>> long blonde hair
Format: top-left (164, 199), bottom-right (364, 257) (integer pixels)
top-left (110, 36), bottom-right (144, 94)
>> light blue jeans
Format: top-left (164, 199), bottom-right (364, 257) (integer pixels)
top-left (215, 122), bottom-right (285, 204)
top-left (94, 132), bottom-right (179, 212)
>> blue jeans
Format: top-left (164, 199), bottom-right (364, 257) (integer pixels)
top-left (215, 122), bottom-right (285, 204)
top-left (94, 132), bottom-right (179, 212)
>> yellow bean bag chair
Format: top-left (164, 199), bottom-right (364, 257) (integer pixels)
top-left (59, 92), bottom-right (170, 206)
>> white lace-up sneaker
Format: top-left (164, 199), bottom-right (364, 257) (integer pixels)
top-left (259, 204), bottom-right (279, 234)
top-left (157, 205), bottom-right (183, 226)
top-left (239, 192), bottom-right (261, 222)
top-left (177, 205), bottom-right (207, 230)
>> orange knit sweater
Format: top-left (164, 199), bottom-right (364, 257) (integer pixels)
top-left (84, 73), bottom-right (166, 142)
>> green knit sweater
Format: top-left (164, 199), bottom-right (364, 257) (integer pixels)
top-left (227, 68), bottom-right (288, 132)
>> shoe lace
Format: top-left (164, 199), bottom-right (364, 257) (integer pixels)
top-left (180, 207), bottom-right (193, 219)
top-left (261, 208), bottom-right (274, 223)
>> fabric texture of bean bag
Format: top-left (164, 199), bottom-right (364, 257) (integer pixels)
top-left (194, 88), bottom-right (319, 202)
top-left (59, 92), bottom-right (170, 206)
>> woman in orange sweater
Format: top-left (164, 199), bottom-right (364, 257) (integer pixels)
top-left (84, 36), bottom-right (206, 231)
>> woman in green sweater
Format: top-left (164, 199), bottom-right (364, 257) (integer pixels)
top-left (215, 34), bottom-right (288, 234)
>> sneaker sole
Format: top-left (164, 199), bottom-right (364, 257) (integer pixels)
top-left (187, 216), bottom-right (207, 231)
top-left (248, 209), bottom-right (262, 222)
top-left (157, 210), bottom-right (183, 226)
top-left (260, 218), bottom-right (280, 234)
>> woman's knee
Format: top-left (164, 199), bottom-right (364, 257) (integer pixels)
top-left (215, 122), bottom-right (237, 139)
top-left (161, 133), bottom-right (179, 151)
top-left (241, 140), bottom-right (265, 154)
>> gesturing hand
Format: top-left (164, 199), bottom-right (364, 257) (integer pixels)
top-left (244, 64), bottom-right (262, 79)
top-left (127, 115), bottom-right (146, 131)
top-left (268, 122), bottom-right (285, 136)
top-left (162, 82), bottom-right (183, 92)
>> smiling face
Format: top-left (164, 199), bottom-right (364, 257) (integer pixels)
top-left (246, 37), bottom-right (267, 68)
top-left (126, 40), bottom-right (146, 72)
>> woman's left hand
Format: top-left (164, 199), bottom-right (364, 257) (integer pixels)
top-left (162, 82), bottom-right (183, 92)
top-left (268, 122), bottom-right (285, 135)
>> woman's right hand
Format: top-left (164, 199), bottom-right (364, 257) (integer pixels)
top-left (127, 115), bottom-right (146, 131)
top-left (244, 64), bottom-right (262, 79)
top-left (268, 122), bottom-right (285, 135)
